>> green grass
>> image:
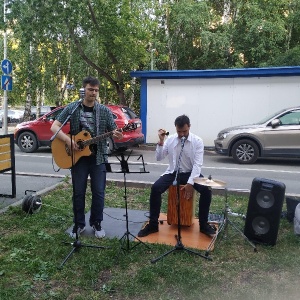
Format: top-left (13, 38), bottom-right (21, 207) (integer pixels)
top-left (0, 180), bottom-right (300, 300)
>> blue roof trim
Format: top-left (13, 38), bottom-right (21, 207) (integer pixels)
top-left (130, 66), bottom-right (300, 79)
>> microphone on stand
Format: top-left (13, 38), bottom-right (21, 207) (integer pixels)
top-left (78, 88), bottom-right (85, 102)
top-left (173, 137), bottom-right (186, 186)
top-left (181, 136), bottom-right (186, 147)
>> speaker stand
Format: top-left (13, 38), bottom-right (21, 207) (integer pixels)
top-left (205, 188), bottom-right (257, 259)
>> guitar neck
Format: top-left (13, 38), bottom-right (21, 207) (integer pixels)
top-left (82, 129), bottom-right (120, 147)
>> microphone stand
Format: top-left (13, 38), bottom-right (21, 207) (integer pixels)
top-left (151, 138), bottom-right (210, 263)
top-left (50, 100), bottom-right (108, 269)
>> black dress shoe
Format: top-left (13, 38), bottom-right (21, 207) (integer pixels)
top-left (138, 223), bottom-right (158, 237)
top-left (200, 223), bottom-right (216, 236)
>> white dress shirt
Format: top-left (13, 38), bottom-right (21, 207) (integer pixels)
top-left (155, 132), bottom-right (204, 185)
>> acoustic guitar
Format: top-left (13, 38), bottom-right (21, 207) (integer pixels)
top-left (51, 123), bottom-right (136, 169)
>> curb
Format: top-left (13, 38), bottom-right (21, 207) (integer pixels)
top-left (2, 174), bottom-right (299, 214)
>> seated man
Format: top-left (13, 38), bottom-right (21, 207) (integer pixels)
top-left (138, 114), bottom-right (216, 237)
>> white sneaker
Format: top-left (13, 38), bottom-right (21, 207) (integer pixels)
top-left (92, 222), bottom-right (106, 238)
top-left (69, 225), bottom-right (85, 239)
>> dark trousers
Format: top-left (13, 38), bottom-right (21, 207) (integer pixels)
top-left (149, 172), bottom-right (211, 226)
top-left (71, 155), bottom-right (107, 228)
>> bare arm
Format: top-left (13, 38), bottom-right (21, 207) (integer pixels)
top-left (51, 120), bottom-right (79, 151)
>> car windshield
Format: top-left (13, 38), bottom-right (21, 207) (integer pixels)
top-left (121, 107), bottom-right (138, 119)
top-left (45, 108), bottom-right (64, 121)
top-left (256, 108), bottom-right (289, 124)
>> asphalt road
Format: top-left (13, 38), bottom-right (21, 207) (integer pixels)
top-left (2, 124), bottom-right (300, 191)
top-left (1, 143), bottom-right (300, 211)
top-left (14, 146), bottom-right (300, 192)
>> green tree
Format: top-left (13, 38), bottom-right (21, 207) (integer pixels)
top-left (4, 0), bottom-right (156, 106)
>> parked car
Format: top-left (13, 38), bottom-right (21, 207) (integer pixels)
top-left (214, 106), bottom-right (300, 164)
top-left (29, 106), bottom-right (56, 119)
top-left (0, 109), bottom-right (24, 127)
top-left (106, 104), bottom-right (144, 154)
top-left (14, 105), bottom-right (144, 153)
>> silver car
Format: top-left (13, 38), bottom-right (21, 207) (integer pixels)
top-left (0, 109), bottom-right (24, 127)
top-left (214, 106), bottom-right (300, 164)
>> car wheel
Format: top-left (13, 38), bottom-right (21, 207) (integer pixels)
top-left (107, 137), bottom-right (115, 155)
top-left (18, 131), bottom-right (38, 153)
top-left (231, 139), bottom-right (259, 164)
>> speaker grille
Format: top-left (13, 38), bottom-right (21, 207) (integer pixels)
top-left (256, 191), bottom-right (275, 209)
top-left (252, 216), bottom-right (270, 235)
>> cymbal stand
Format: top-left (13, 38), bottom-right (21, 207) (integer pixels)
top-left (205, 188), bottom-right (257, 259)
top-left (151, 138), bottom-right (210, 263)
top-left (108, 151), bottom-right (150, 252)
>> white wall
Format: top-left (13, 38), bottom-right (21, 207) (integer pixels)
top-left (146, 76), bottom-right (300, 147)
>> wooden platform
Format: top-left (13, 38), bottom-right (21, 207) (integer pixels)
top-left (137, 213), bottom-right (217, 251)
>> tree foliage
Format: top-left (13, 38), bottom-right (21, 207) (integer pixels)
top-left (1, 0), bottom-right (300, 109)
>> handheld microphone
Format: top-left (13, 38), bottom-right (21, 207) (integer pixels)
top-left (162, 131), bottom-right (169, 136)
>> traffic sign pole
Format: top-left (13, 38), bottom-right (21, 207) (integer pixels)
top-left (2, 0), bottom-right (9, 134)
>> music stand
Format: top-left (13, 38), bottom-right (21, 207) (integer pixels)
top-left (151, 138), bottom-right (210, 263)
top-left (106, 150), bottom-right (150, 252)
top-left (205, 187), bottom-right (257, 259)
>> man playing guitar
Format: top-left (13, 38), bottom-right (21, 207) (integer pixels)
top-left (51, 76), bottom-right (123, 239)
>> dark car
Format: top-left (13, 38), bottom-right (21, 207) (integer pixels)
top-left (214, 106), bottom-right (300, 164)
top-left (14, 105), bottom-right (144, 153)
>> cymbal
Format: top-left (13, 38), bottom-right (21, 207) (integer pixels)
top-left (193, 177), bottom-right (226, 187)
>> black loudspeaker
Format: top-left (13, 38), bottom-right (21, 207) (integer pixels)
top-left (244, 177), bottom-right (286, 246)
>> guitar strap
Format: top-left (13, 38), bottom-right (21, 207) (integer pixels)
top-left (95, 102), bottom-right (101, 137)
top-left (82, 104), bottom-right (97, 154)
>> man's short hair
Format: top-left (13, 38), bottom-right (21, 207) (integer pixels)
top-left (174, 115), bottom-right (190, 127)
top-left (82, 76), bottom-right (100, 87)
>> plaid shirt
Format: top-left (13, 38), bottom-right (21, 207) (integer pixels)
top-left (57, 100), bottom-right (117, 165)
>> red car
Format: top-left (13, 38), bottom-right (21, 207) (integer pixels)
top-left (14, 105), bottom-right (144, 153)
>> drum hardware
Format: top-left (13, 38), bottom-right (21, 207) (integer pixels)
top-left (205, 185), bottom-right (257, 259)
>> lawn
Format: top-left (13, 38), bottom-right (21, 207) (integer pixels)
top-left (0, 180), bottom-right (299, 300)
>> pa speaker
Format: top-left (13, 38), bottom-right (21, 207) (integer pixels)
top-left (244, 177), bottom-right (285, 246)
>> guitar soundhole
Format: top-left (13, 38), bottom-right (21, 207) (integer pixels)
top-left (77, 140), bottom-right (84, 150)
